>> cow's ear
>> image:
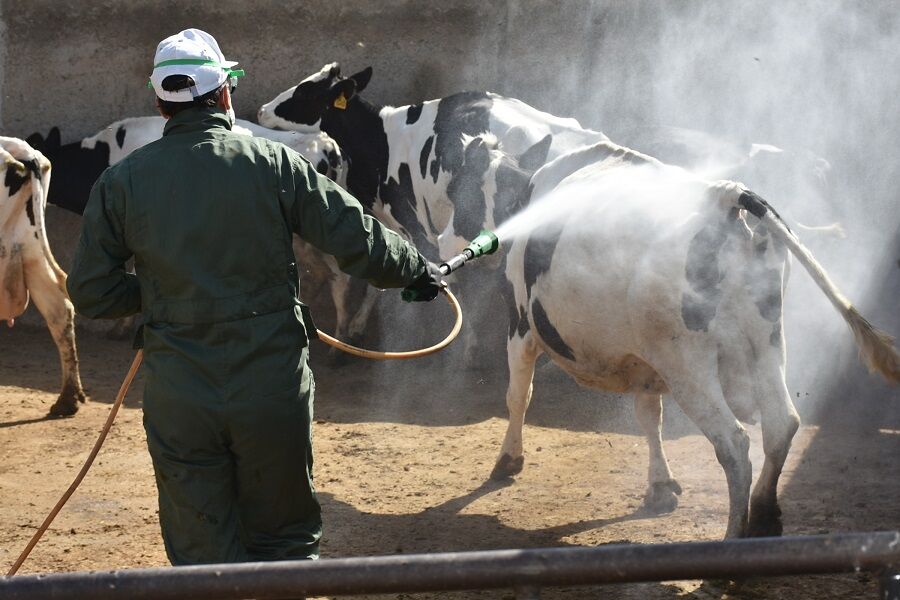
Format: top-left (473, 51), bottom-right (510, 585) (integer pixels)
top-left (47, 127), bottom-right (62, 150)
top-left (328, 78), bottom-right (358, 109)
top-left (349, 66), bottom-right (373, 93)
top-left (25, 132), bottom-right (45, 150)
top-left (328, 62), bottom-right (341, 78)
top-left (518, 134), bottom-right (552, 172)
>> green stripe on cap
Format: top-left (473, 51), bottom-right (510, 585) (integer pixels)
top-left (154, 58), bottom-right (220, 68)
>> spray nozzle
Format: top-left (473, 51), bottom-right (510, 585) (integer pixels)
top-left (438, 230), bottom-right (499, 276)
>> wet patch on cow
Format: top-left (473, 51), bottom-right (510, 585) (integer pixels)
top-left (681, 223), bottom-right (729, 331)
top-left (532, 299), bottom-right (574, 360)
top-left (523, 220), bottom-right (565, 299)
top-left (419, 136), bottom-right (433, 180)
top-left (115, 126), bottom-right (127, 149)
top-left (406, 104), bottom-right (423, 125)
top-left (492, 136), bottom-right (550, 225)
top-left (448, 137), bottom-right (491, 241)
top-left (494, 158), bottom-right (534, 226)
top-left (432, 91), bottom-right (492, 177)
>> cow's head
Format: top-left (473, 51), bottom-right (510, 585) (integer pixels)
top-left (257, 63), bottom-right (373, 132)
top-left (1, 137), bottom-right (51, 322)
top-left (448, 134), bottom-right (551, 250)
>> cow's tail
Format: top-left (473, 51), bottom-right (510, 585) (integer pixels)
top-left (737, 189), bottom-right (900, 385)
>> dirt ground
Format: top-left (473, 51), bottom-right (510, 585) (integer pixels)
top-left (1, 323), bottom-right (898, 599)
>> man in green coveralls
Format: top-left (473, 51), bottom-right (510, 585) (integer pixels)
top-left (66, 28), bottom-right (442, 566)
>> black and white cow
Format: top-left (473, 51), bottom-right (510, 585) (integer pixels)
top-left (25, 117), bottom-right (369, 352)
top-left (497, 141), bottom-right (900, 538)
top-left (1, 137), bottom-right (86, 416)
top-left (27, 116), bottom-right (345, 215)
top-left (256, 63), bottom-right (605, 253)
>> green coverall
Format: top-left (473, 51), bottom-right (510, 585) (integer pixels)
top-left (67, 107), bottom-right (426, 564)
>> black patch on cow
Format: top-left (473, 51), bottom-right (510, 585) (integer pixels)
top-left (430, 157), bottom-right (440, 183)
top-left (419, 136), bottom-right (433, 180)
top-left (326, 148), bottom-right (341, 171)
top-left (25, 194), bottom-right (36, 227)
top-left (753, 277), bottom-right (782, 322)
top-left (4, 162), bottom-right (29, 197)
top-left (448, 137), bottom-right (491, 241)
top-left (681, 223), bottom-right (729, 331)
top-left (29, 134), bottom-right (111, 216)
top-left (379, 163), bottom-right (437, 255)
top-left (432, 91), bottom-right (492, 177)
top-left (523, 220), bottom-right (566, 299)
top-left (738, 189), bottom-right (791, 234)
top-left (770, 322), bottom-right (782, 348)
top-left (115, 126), bottom-right (127, 149)
top-left (320, 95), bottom-right (389, 213)
top-left (406, 104), bottom-right (423, 125)
top-left (315, 159), bottom-right (329, 175)
top-left (532, 299), bottom-right (575, 360)
top-left (274, 76), bottom-right (336, 127)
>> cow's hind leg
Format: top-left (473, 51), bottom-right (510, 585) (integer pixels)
top-left (25, 264), bottom-right (87, 417)
top-left (491, 331), bottom-right (540, 479)
top-left (747, 349), bottom-right (799, 537)
top-left (653, 350), bottom-right (752, 538)
top-left (634, 393), bottom-right (682, 513)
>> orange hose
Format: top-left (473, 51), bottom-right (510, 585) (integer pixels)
top-left (315, 286), bottom-right (462, 359)
top-left (6, 350), bottom-right (143, 577)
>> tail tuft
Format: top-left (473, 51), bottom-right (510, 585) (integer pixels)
top-left (845, 306), bottom-right (900, 385)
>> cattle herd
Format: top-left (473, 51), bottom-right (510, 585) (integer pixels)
top-left (2, 62), bottom-right (898, 539)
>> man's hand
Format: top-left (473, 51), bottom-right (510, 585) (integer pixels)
top-left (401, 262), bottom-right (444, 302)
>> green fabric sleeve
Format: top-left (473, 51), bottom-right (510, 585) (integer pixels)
top-left (279, 146), bottom-right (426, 288)
top-left (66, 167), bottom-right (142, 319)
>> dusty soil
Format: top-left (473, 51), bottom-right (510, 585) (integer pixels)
top-left (1, 323), bottom-right (898, 599)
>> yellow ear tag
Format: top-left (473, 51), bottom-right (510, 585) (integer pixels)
top-left (333, 93), bottom-right (348, 110)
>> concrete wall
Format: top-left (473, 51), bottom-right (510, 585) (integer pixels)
top-left (0, 0), bottom-right (602, 141)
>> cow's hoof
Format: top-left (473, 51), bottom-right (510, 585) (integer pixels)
top-left (643, 479), bottom-right (683, 514)
top-left (48, 388), bottom-right (87, 418)
top-left (49, 399), bottom-right (79, 417)
top-left (490, 454), bottom-right (524, 480)
top-left (748, 500), bottom-right (783, 537)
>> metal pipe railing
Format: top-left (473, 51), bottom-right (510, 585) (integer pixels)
top-left (1, 532), bottom-right (898, 600)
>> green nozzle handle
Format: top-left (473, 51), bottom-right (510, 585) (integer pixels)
top-left (465, 230), bottom-right (500, 258)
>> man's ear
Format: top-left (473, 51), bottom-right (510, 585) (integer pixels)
top-left (218, 85), bottom-right (233, 112)
top-left (327, 78), bottom-right (358, 109)
top-left (349, 66), bottom-right (373, 93)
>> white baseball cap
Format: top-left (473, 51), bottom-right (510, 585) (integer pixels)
top-left (148, 28), bottom-right (245, 102)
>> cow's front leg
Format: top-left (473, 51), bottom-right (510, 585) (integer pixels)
top-left (25, 264), bottom-right (87, 416)
top-left (633, 393), bottom-right (681, 513)
top-left (491, 331), bottom-right (540, 479)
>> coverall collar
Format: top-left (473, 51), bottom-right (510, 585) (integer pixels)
top-left (163, 107), bottom-right (233, 136)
